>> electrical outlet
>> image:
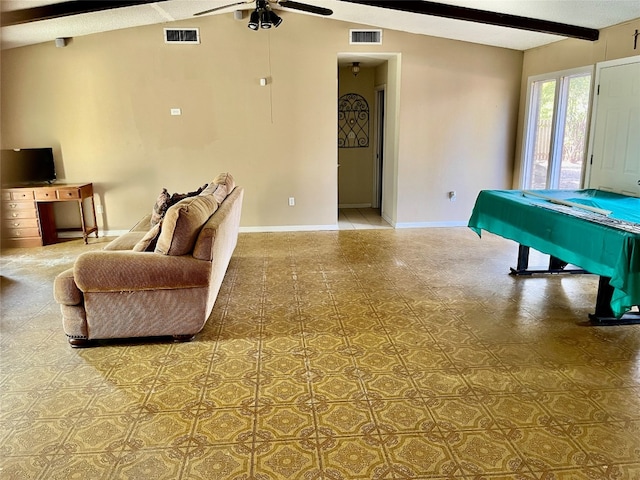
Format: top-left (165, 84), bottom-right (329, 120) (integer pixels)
top-left (288, 197), bottom-right (295, 206)
top-left (96, 204), bottom-right (104, 214)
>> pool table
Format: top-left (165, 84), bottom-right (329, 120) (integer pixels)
top-left (468, 189), bottom-right (640, 323)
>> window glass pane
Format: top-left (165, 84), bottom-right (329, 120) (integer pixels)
top-left (530, 79), bottom-right (556, 189)
top-left (558, 74), bottom-right (590, 189)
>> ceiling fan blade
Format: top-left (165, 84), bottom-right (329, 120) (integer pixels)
top-left (194, 1), bottom-right (253, 17)
top-left (338, 0), bottom-right (599, 41)
top-left (1, 0), bottom-right (169, 27)
top-left (278, 1), bottom-right (333, 16)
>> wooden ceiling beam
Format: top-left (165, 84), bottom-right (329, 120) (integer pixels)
top-left (2, 0), bottom-right (169, 27)
top-left (339, 0), bottom-right (600, 41)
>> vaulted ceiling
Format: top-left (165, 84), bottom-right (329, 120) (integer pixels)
top-left (2, 0), bottom-right (639, 51)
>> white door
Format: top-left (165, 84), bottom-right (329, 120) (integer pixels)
top-left (588, 59), bottom-right (640, 196)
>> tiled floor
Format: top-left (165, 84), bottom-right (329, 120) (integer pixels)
top-left (1, 228), bottom-right (639, 479)
top-left (338, 208), bottom-right (392, 230)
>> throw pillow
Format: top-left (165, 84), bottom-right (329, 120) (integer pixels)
top-left (132, 222), bottom-right (162, 252)
top-left (199, 182), bottom-right (228, 204)
top-left (150, 188), bottom-right (170, 226)
top-left (155, 195), bottom-right (219, 256)
top-left (168, 184), bottom-right (208, 207)
top-left (212, 172), bottom-right (236, 191)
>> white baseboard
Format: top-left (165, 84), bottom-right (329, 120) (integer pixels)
top-left (66, 223), bottom-right (466, 239)
top-left (58, 229), bottom-right (128, 239)
top-left (240, 224), bottom-right (338, 233)
top-left (394, 221), bottom-right (468, 229)
top-left (338, 203), bottom-right (372, 209)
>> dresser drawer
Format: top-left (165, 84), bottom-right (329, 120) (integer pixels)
top-left (57, 188), bottom-right (81, 200)
top-left (10, 190), bottom-right (35, 200)
top-left (4, 201), bottom-right (37, 212)
top-left (35, 189), bottom-right (58, 201)
top-left (3, 208), bottom-right (38, 220)
top-left (5, 227), bottom-right (41, 238)
top-left (3, 218), bottom-right (39, 230)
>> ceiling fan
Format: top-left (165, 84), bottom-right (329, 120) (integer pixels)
top-left (194, 0), bottom-right (333, 30)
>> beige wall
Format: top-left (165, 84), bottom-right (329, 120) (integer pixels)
top-left (1, 13), bottom-right (523, 232)
top-left (338, 65), bottom-right (375, 207)
top-left (513, 19), bottom-right (640, 187)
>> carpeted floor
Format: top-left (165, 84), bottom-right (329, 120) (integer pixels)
top-left (1, 228), bottom-right (639, 479)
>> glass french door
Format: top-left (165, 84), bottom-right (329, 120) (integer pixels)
top-left (522, 68), bottom-right (592, 190)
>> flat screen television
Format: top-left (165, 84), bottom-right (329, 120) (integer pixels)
top-left (1, 148), bottom-right (57, 186)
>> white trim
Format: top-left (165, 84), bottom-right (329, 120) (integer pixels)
top-left (372, 85), bottom-right (386, 209)
top-left (338, 203), bottom-right (371, 209)
top-left (584, 55), bottom-right (640, 189)
top-left (240, 225), bottom-right (338, 233)
top-left (394, 221), bottom-right (468, 229)
top-left (57, 229), bottom-right (129, 239)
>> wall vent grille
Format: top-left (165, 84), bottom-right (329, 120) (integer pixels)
top-left (164, 28), bottom-right (200, 44)
top-left (350, 29), bottom-right (382, 45)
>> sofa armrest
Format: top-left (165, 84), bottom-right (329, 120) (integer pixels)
top-left (54, 268), bottom-right (83, 305)
top-left (74, 251), bottom-right (211, 293)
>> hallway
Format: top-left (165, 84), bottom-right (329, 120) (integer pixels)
top-left (337, 208), bottom-right (391, 230)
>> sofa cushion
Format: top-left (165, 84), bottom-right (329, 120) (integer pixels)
top-left (133, 222), bottom-right (162, 252)
top-left (155, 195), bottom-right (219, 256)
top-left (150, 188), bottom-right (171, 226)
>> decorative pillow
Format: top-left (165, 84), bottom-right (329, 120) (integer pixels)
top-left (168, 184), bottom-right (208, 207)
top-left (150, 188), bottom-right (170, 226)
top-left (154, 195), bottom-right (219, 256)
top-left (212, 172), bottom-right (235, 191)
top-left (132, 222), bottom-right (162, 252)
top-left (199, 183), bottom-right (228, 204)
top-left (150, 184), bottom-right (207, 227)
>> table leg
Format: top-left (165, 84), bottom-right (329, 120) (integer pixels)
top-left (510, 244), bottom-right (585, 275)
top-left (78, 199), bottom-right (88, 244)
top-left (588, 276), bottom-right (640, 325)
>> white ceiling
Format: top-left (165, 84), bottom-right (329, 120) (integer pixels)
top-left (2, 0), bottom-right (639, 51)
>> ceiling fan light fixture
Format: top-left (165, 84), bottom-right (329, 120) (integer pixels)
top-left (260, 8), bottom-right (272, 28)
top-left (248, 9), bottom-right (260, 30)
top-left (268, 10), bottom-right (283, 28)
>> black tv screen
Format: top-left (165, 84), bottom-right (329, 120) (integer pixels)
top-left (1, 148), bottom-right (57, 186)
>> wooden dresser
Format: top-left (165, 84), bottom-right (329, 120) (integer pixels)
top-left (2, 183), bottom-right (98, 248)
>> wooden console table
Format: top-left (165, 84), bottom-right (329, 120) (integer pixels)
top-left (2, 183), bottom-right (98, 248)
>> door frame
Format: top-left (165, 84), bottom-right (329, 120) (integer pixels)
top-left (372, 85), bottom-right (386, 209)
top-left (584, 54), bottom-right (640, 192)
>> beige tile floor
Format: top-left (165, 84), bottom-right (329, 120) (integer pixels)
top-left (338, 208), bottom-right (392, 230)
top-left (1, 228), bottom-right (639, 479)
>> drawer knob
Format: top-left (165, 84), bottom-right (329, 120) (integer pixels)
top-left (13, 222), bottom-right (20, 227)
top-left (9, 204), bottom-right (17, 208)
top-left (12, 213), bottom-right (18, 217)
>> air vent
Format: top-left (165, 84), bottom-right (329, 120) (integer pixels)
top-left (350, 29), bottom-right (382, 45)
top-left (164, 28), bottom-right (200, 44)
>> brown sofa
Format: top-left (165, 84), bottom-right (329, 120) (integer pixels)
top-left (54, 173), bottom-right (243, 347)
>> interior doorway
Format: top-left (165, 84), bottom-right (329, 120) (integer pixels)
top-left (337, 57), bottom-right (389, 228)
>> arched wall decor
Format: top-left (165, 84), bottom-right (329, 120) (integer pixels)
top-left (338, 93), bottom-right (369, 148)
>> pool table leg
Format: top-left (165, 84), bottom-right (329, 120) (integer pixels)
top-left (510, 244), bottom-right (585, 275)
top-left (588, 276), bottom-right (640, 325)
